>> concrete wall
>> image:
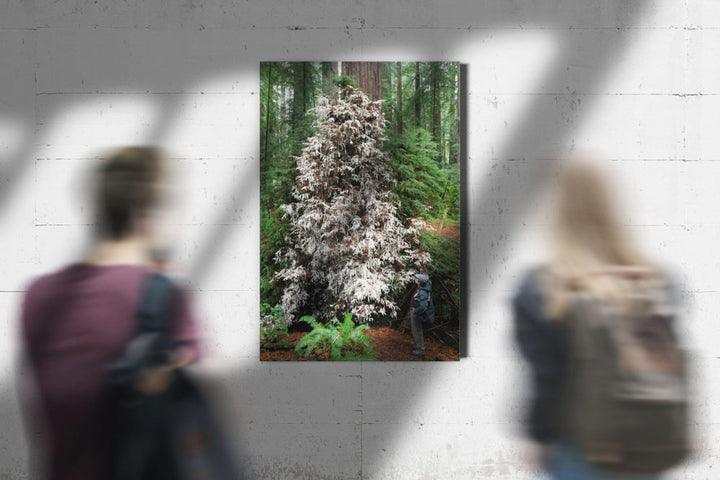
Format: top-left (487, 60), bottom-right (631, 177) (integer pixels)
top-left (0, 1), bottom-right (716, 478)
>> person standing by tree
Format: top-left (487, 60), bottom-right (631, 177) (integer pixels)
top-left (410, 273), bottom-right (435, 356)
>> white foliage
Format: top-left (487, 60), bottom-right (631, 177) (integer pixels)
top-left (276, 86), bottom-right (428, 324)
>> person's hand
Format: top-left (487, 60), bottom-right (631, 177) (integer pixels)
top-left (519, 442), bottom-right (553, 473)
top-left (134, 363), bottom-right (176, 396)
top-left (537, 444), bottom-right (553, 471)
top-left (133, 347), bottom-right (193, 396)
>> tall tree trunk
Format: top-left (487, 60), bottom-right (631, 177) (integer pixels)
top-left (302, 63), bottom-right (307, 114)
top-left (449, 82), bottom-right (457, 164)
top-left (414, 62), bottom-right (421, 127)
top-left (343, 62), bottom-right (355, 86)
top-left (432, 62), bottom-right (441, 149)
top-left (321, 61), bottom-right (337, 98)
top-left (384, 64), bottom-right (393, 127)
top-left (396, 62), bottom-right (403, 135)
top-left (321, 61), bottom-right (335, 84)
top-left (264, 63), bottom-right (272, 167)
top-left (291, 63), bottom-right (305, 126)
top-left (343, 62), bottom-right (383, 100)
top-left (290, 63), bottom-right (311, 159)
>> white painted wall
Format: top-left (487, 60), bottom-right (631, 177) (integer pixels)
top-left (0, 1), bottom-right (716, 478)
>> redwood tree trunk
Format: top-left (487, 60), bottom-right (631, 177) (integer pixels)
top-left (343, 62), bottom-right (383, 100)
top-left (396, 62), bottom-right (403, 135)
top-left (321, 61), bottom-right (336, 84)
top-left (432, 62), bottom-right (441, 147)
top-left (414, 62), bottom-right (421, 127)
top-left (264, 63), bottom-right (272, 166)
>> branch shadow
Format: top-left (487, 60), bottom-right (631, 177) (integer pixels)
top-left (6, 1), bottom-right (654, 478)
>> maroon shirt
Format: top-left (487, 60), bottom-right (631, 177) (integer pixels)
top-left (19, 263), bottom-right (202, 480)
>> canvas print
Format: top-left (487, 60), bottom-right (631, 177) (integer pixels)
top-left (260, 62), bottom-right (460, 361)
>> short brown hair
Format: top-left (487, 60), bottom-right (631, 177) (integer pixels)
top-left (94, 146), bottom-right (165, 239)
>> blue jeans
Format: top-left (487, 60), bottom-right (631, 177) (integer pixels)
top-left (548, 446), bottom-right (660, 480)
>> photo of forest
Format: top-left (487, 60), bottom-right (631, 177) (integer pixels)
top-left (260, 61), bottom-right (460, 361)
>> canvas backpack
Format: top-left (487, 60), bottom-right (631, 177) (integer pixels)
top-left (413, 284), bottom-right (435, 326)
top-left (560, 272), bottom-right (690, 477)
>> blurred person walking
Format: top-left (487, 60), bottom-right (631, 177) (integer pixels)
top-left (512, 159), bottom-right (691, 479)
top-left (17, 147), bottom-right (203, 480)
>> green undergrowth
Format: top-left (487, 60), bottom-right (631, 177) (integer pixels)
top-left (260, 303), bottom-right (291, 350)
top-left (295, 313), bottom-right (379, 361)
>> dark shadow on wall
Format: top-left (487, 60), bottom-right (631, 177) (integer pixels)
top-left (5, 0), bottom-right (652, 478)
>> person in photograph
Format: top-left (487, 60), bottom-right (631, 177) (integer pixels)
top-left (410, 273), bottom-right (435, 356)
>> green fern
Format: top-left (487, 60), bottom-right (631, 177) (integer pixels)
top-left (295, 313), bottom-right (378, 361)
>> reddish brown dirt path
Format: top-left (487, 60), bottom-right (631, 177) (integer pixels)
top-left (368, 326), bottom-right (459, 361)
top-left (260, 327), bottom-right (459, 361)
top-left (439, 225), bottom-right (459, 240)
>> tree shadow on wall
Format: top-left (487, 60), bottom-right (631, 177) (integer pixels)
top-left (3, 1), bottom-right (653, 478)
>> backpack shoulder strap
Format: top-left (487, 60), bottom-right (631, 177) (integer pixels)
top-left (136, 272), bottom-right (174, 335)
top-left (107, 272), bottom-right (177, 395)
top-left (117, 273), bottom-right (175, 369)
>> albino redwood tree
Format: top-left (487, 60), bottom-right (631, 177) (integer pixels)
top-left (275, 85), bottom-right (430, 324)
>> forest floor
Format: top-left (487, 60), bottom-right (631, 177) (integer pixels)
top-left (438, 225), bottom-right (460, 241)
top-left (261, 326), bottom-right (459, 361)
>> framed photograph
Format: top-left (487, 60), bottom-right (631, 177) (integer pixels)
top-left (260, 61), bottom-right (461, 361)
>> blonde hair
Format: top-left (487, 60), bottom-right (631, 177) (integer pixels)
top-left (543, 158), bottom-right (657, 318)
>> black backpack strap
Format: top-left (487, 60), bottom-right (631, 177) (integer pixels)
top-left (110, 273), bottom-right (176, 389)
top-left (136, 272), bottom-right (174, 335)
